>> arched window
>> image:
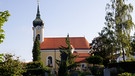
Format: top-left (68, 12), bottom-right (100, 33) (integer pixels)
top-left (82, 64), bottom-right (85, 68)
top-left (37, 34), bottom-right (40, 40)
top-left (48, 56), bottom-right (53, 67)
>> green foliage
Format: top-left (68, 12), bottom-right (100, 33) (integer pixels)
top-left (118, 72), bottom-right (132, 76)
top-left (111, 0), bottom-right (134, 61)
top-left (26, 61), bottom-right (43, 69)
top-left (91, 0), bottom-right (135, 63)
top-left (91, 28), bottom-right (116, 64)
top-left (32, 35), bottom-right (41, 61)
top-left (0, 54), bottom-right (3, 62)
top-left (0, 54), bottom-right (26, 76)
top-left (56, 35), bottom-right (77, 76)
top-left (29, 36), bottom-right (49, 76)
top-left (86, 56), bottom-right (103, 65)
top-left (90, 66), bottom-right (104, 76)
top-left (23, 61), bottom-right (49, 76)
top-left (130, 34), bottom-right (135, 55)
top-left (0, 11), bottom-right (10, 43)
top-left (69, 71), bottom-right (92, 76)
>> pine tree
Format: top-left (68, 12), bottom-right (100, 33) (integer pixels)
top-left (32, 35), bottom-right (41, 61)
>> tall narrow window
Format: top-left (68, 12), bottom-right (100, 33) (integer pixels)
top-left (48, 56), bottom-right (53, 67)
top-left (37, 34), bottom-right (40, 40)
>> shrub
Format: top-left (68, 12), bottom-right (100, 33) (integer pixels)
top-left (23, 61), bottom-right (49, 76)
top-left (90, 66), bottom-right (104, 76)
top-left (118, 72), bottom-right (132, 76)
top-left (86, 56), bottom-right (103, 65)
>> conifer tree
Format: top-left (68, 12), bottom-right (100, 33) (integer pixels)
top-left (56, 35), bottom-right (77, 76)
top-left (32, 35), bottom-right (41, 61)
top-left (26, 36), bottom-right (47, 76)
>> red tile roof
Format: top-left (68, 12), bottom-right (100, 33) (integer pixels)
top-left (73, 53), bottom-right (90, 63)
top-left (40, 37), bottom-right (90, 50)
top-left (75, 58), bottom-right (86, 63)
top-left (78, 53), bottom-right (90, 57)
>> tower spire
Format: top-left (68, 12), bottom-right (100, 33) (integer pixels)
top-left (32, 0), bottom-right (44, 43)
top-left (36, 0), bottom-right (40, 18)
top-left (33, 0), bottom-right (44, 27)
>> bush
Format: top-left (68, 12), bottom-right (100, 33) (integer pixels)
top-left (90, 66), bottom-right (104, 76)
top-left (71, 71), bottom-right (92, 76)
top-left (86, 56), bottom-right (103, 64)
top-left (118, 72), bottom-right (132, 76)
top-left (23, 61), bottom-right (50, 76)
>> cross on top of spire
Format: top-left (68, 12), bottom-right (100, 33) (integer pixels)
top-left (37, 0), bottom-right (39, 5)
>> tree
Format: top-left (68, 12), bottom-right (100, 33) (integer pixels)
top-left (32, 35), bottom-right (41, 61)
top-left (90, 0), bottom-right (117, 63)
top-left (91, 0), bottom-right (134, 63)
top-left (56, 35), bottom-right (77, 76)
top-left (112, 0), bottom-right (134, 61)
top-left (0, 11), bottom-right (10, 43)
top-left (0, 10), bottom-right (10, 65)
top-left (0, 54), bottom-right (26, 76)
top-left (90, 34), bottom-right (115, 66)
top-left (28, 36), bottom-right (49, 76)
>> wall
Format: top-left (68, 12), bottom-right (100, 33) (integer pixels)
top-left (41, 50), bottom-right (60, 69)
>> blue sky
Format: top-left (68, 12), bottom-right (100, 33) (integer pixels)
top-left (0, 0), bottom-right (135, 62)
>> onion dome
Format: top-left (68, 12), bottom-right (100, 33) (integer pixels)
top-left (33, 5), bottom-right (44, 27)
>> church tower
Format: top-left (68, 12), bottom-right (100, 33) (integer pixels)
top-left (32, 2), bottom-right (44, 43)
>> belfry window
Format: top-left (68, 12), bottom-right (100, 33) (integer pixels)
top-left (37, 34), bottom-right (40, 40)
top-left (48, 56), bottom-right (53, 67)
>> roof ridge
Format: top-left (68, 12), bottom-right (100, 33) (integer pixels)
top-left (41, 37), bottom-right (90, 50)
top-left (44, 37), bottom-right (85, 38)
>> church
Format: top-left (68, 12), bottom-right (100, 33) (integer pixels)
top-left (32, 3), bottom-right (91, 70)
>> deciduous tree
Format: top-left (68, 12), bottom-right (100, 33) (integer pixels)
top-left (91, 0), bottom-right (134, 62)
top-left (0, 54), bottom-right (26, 76)
top-left (112, 0), bottom-right (134, 61)
top-left (0, 11), bottom-right (10, 43)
